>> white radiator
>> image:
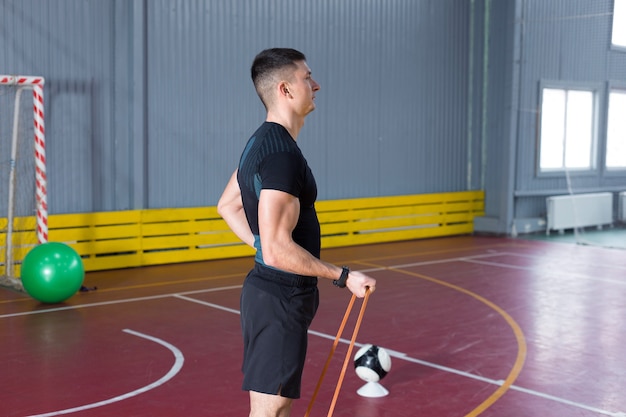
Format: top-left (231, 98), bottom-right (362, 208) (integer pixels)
top-left (546, 192), bottom-right (613, 233)
top-left (620, 192), bottom-right (626, 222)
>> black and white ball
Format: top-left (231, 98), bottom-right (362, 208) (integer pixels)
top-left (354, 344), bottom-right (392, 382)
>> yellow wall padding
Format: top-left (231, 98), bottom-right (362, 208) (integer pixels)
top-left (2, 191), bottom-right (484, 273)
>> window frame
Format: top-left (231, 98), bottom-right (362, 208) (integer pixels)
top-left (604, 82), bottom-right (626, 174)
top-left (611, 0), bottom-right (626, 51)
top-left (536, 81), bottom-right (602, 178)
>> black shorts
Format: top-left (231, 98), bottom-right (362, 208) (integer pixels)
top-left (240, 263), bottom-right (319, 399)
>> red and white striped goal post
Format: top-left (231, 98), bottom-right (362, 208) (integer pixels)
top-left (0, 75), bottom-right (48, 243)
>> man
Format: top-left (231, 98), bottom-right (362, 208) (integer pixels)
top-left (217, 48), bottom-right (377, 417)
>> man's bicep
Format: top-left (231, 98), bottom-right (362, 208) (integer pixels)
top-left (258, 189), bottom-right (300, 241)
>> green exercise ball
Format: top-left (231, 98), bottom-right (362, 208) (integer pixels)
top-left (21, 242), bottom-right (85, 304)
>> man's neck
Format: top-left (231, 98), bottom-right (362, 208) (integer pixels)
top-left (266, 111), bottom-right (304, 141)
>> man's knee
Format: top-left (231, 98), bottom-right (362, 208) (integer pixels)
top-left (249, 391), bottom-right (293, 417)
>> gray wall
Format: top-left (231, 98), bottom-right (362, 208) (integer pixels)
top-left (145, 0), bottom-right (474, 206)
top-left (2, 0), bottom-right (625, 235)
top-left (1, 0), bottom-right (477, 214)
top-left (1, 1), bottom-right (137, 213)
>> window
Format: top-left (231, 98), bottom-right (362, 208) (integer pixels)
top-left (606, 90), bottom-right (626, 169)
top-left (613, 0), bottom-right (626, 48)
top-left (539, 88), bottom-right (596, 172)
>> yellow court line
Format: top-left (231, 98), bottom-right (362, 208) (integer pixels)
top-left (365, 262), bottom-right (527, 417)
top-left (85, 272), bottom-right (246, 293)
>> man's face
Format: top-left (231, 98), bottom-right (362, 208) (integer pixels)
top-left (289, 60), bottom-right (321, 116)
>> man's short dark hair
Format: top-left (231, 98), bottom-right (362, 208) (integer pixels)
top-left (251, 48), bottom-right (307, 108)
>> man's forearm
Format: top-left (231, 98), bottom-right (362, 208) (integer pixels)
top-left (222, 207), bottom-right (255, 248)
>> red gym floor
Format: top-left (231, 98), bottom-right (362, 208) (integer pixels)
top-left (1, 236), bottom-right (625, 417)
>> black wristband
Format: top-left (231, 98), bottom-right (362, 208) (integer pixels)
top-left (333, 266), bottom-right (350, 288)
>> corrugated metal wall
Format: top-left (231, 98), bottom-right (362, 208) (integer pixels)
top-left (1, 0), bottom-right (135, 213)
top-left (3, 0), bottom-right (624, 231)
top-left (1, 0), bottom-right (477, 213)
top-left (144, 0), bottom-right (474, 207)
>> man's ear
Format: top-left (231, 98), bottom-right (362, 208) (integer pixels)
top-left (279, 81), bottom-right (291, 98)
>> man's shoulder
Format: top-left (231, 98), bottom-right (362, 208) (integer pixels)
top-left (256, 124), bottom-right (298, 153)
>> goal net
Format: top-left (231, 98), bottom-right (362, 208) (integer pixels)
top-left (0, 75), bottom-right (47, 290)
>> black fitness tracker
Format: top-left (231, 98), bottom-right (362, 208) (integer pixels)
top-left (333, 266), bottom-right (350, 288)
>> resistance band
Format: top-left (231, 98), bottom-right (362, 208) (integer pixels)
top-left (304, 288), bottom-right (371, 417)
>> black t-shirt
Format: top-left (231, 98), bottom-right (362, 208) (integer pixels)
top-left (237, 122), bottom-right (321, 265)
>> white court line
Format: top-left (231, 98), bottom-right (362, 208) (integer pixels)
top-left (172, 292), bottom-right (625, 416)
top-left (4, 255), bottom-right (625, 416)
top-left (24, 329), bottom-right (184, 417)
top-left (387, 252), bottom-right (507, 270)
top-left (354, 252), bottom-right (505, 273)
top-left (370, 249), bottom-right (626, 286)
top-left (479, 250), bottom-right (626, 272)
top-left (461, 257), bottom-right (626, 286)
top-left (0, 285), bottom-right (243, 319)
top-left (0, 254), bottom-right (499, 320)
top-left (385, 351), bottom-right (625, 417)
top-left (174, 294), bottom-right (240, 315)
